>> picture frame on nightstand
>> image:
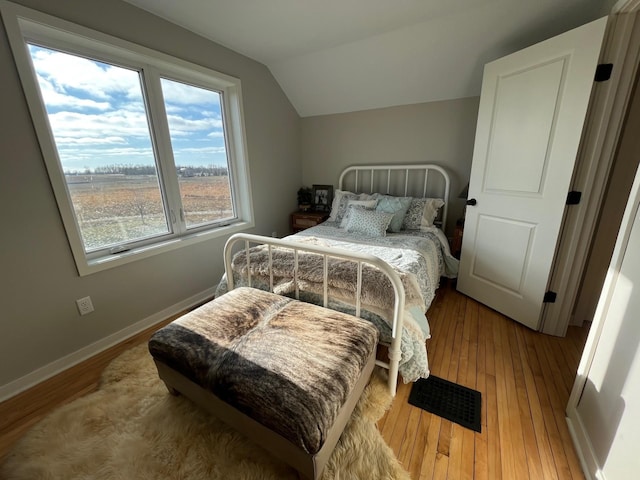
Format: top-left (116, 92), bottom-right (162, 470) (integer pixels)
top-left (312, 184), bottom-right (333, 212)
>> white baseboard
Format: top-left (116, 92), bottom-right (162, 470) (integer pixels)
top-left (0, 287), bottom-right (216, 402)
top-left (566, 411), bottom-right (605, 480)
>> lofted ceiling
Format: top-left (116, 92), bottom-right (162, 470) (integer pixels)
top-left (124, 0), bottom-right (606, 117)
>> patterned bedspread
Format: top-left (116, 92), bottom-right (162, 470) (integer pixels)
top-left (297, 222), bottom-right (459, 304)
top-left (216, 222), bottom-right (458, 382)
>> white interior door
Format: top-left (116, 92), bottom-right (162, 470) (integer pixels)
top-left (457, 17), bottom-right (607, 330)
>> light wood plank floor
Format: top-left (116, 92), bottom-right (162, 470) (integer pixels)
top-left (379, 281), bottom-right (589, 479)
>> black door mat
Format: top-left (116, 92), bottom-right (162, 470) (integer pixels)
top-left (408, 375), bottom-right (482, 432)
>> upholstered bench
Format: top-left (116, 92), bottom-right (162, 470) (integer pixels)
top-left (148, 286), bottom-right (379, 480)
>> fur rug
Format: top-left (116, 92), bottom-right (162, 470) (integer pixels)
top-left (0, 344), bottom-right (410, 480)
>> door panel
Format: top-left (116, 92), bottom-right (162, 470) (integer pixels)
top-left (471, 215), bottom-right (535, 294)
top-left (457, 17), bottom-right (607, 330)
top-left (485, 59), bottom-right (565, 194)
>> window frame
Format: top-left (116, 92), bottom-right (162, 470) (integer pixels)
top-left (1, 1), bottom-right (254, 276)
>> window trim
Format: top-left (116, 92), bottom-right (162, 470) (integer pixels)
top-left (1, 1), bottom-right (254, 276)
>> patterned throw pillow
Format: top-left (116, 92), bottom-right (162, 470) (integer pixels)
top-left (339, 199), bottom-right (378, 228)
top-left (402, 198), bottom-right (445, 230)
top-left (345, 207), bottom-right (394, 237)
top-left (329, 190), bottom-right (376, 224)
top-left (375, 195), bottom-right (412, 232)
top-left (328, 190), bottom-right (358, 222)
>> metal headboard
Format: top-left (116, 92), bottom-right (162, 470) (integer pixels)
top-left (338, 164), bottom-right (450, 229)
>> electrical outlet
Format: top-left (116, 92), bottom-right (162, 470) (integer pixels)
top-left (76, 296), bottom-right (94, 315)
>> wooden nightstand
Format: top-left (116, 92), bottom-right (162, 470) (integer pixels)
top-left (291, 211), bottom-right (328, 232)
top-left (451, 220), bottom-right (464, 259)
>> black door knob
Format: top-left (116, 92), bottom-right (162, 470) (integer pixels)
top-left (466, 198), bottom-right (477, 206)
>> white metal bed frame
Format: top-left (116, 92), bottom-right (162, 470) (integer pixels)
top-left (223, 164), bottom-right (451, 396)
top-left (339, 163), bottom-right (450, 229)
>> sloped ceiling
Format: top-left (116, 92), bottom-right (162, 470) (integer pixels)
top-left (124, 0), bottom-right (606, 117)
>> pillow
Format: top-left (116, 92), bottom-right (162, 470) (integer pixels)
top-left (402, 198), bottom-right (445, 230)
top-left (375, 195), bottom-right (412, 232)
top-left (329, 190), bottom-right (376, 224)
top-left (328, 190), bottom-right (356, 222)
top-left (339, 199), bottom-right (378, 228)
top-left (345, 207), bottom-right (394, 237)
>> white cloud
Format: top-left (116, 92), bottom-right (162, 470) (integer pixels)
top-left (61, 147), bottom-right (152, 157)
top-left (163, 104), bottom-right (186, 114)
top-left (166, 114), bottom-right (223, 136)
top-left (48, 110), bottom-right (151, 142)
top-left (36, 75), bottom-right (111, 110)
top-left (30, 47), bottom-right (141, 101)
top-left (56, 136), bottom-right (127, 145)
top-left (160, 78), bottom-right (221, 106)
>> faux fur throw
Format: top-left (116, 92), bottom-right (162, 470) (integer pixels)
top-left (230, 244), bottom-right (426, 328)
top-left (149, 287), bottom-right (379, 455)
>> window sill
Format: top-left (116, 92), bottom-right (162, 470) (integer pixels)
top-left (77, 220), bottom-right (254, 276)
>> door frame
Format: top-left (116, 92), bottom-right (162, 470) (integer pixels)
top-left (541, 2), bottom-right (640, 336)
top-left (564, 1), bottom-right (640, 478)
top-left (565, 79), bottom-right (640, 480)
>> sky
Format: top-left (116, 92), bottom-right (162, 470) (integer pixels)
top-left (28, 44), bottom-right (229, 173)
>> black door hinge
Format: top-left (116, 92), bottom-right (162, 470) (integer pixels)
top-left (595, 63), bottom-right (613, 82)
top-left (544, 291), bottom-right (557, 303)
top-left (567, 191), bottom-right (582, 205)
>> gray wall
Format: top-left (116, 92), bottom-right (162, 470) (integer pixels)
top-left (0, 0), bottom-right (300, 388)
top-left (300, 97), bottom-right (480, 236)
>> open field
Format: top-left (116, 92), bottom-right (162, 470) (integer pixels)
top-left (67, 175), bottom-right (232, 251)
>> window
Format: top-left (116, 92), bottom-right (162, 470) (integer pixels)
top-left (1, 2), bottom-right (253, 275)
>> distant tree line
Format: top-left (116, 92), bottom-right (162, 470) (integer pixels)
top-left (65, 164), bottom-right (228, 177)
top-left (176, 165), bottom-right (229, 177)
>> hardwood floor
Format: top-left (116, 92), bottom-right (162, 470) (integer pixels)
top-left (379, 282), bottom-right (589, 479)
top-left (0, 283), bottom-right (588, 480)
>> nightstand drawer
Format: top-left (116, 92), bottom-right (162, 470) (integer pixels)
top-left (291, 211), bottom-right (328, 232)
top-left (294, 217), bottom-right (318, 228)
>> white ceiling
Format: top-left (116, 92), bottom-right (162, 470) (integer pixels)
top-left (124, 0), bottom-right (606, 117)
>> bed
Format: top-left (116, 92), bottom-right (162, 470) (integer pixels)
top-left (216, 164), bottom-right (458, 395)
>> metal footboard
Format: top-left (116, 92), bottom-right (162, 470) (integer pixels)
top-left (223, 232), bottom-right (405, 396)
